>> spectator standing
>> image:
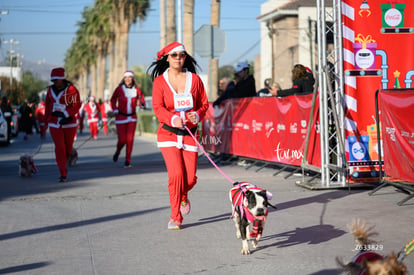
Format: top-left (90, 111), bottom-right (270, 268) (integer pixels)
top-left (275, 64), bottom-right (315, 97)
top-left (110, 70), bottom-right (146, 168)
top-left (213, 61), bottom-right (255, 106)
top-left (257, 79), bottom-right (281, 97)
top-left (44, 67), bottom-right (81, 182)
top-left (148, 42), bottom-right (209, 230)
top-left (83, 96), bottom-right (100, 139)
top-left (19, 100), bottom-right (36, 140)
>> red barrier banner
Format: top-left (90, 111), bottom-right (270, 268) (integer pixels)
top-left (202, 95), bottom-right (321, 167)
top-left (379, 89), bottom-right (414, 182)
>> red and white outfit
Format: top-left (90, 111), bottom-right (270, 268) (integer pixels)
top-left (99, 100), bottom-right (112, 135)
top-left (152, 68), bottom-right (209, 224)
top-left (110, 80), bottom-right (145, 164)
top-left (35, 101), bottom-right (47, 138)
top-left (45, 72), bottom-right (81, 179)
top-left (83, 98), bottom-right (100, 139)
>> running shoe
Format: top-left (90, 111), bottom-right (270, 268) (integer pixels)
top-left (180, 199), bottom-right (191, 215)
top-left (167, 219), bottom-right (181, 230)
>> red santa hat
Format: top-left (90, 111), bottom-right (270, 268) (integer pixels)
top-left (157, 42), bottom-right (186, 61)
top-left (123, 70), bottom-right (135, 78)
top-left (50, 67), bottom-right (65, 81)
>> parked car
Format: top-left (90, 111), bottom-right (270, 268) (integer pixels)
top-left (10, 106), bottom-right (20, 137)
top-left (0, 109), bottom-right (10, 145)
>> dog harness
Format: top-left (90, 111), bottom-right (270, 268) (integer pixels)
top-left (230, 182), bottom-right (270, 238)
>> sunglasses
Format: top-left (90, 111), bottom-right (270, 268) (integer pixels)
top-left (169, 52), bottom-right (186, 59)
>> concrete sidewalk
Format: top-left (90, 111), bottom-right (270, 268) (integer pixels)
top-left (0, 132), bottom-right (413, 275)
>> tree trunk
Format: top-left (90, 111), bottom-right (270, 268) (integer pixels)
top-left (90, 63), bottom-right (97, 99)
top-left (209, 0), bottom-right (220, 101)
top-left (96, 51), bottom-right (106, 101)
top-left (108, 39), bottom-right (117, 93)
top-left (166, 0), bottom-right (176, 44)
top-left (183, 0), bottom-right (194, 55)
top-left (160, 0), bottom-right (167, 48)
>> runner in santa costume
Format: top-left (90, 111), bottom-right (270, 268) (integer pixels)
top-left (99, 98), bottom-right (112, 135)
top-left (148, 42), bottom-right (209, 230)
top-left (83, 96), bottom-right (100, 139)
top-left (44, 67), bottom-right (82, 182)
top-left (110, 70), bottom-right (146, 168)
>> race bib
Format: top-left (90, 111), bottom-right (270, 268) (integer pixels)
top-left (53, 103), bottom-right (66, 112)
top-left (174, 94), bottom-right (193, 112)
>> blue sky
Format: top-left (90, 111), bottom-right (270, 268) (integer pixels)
top-left (0, 0), bottom-right (268, 73)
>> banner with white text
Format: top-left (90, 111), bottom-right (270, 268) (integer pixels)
top-left (201, 95), bottom-right (321, 167)
top-left (378, 89), bottom-right (414, 182)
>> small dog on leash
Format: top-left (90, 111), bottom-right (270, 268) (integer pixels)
top-left (68, 148), bottom-right (78, 167)
top-left (229, 182), bottom-right (276, 255)
top-left (336, 219), bottom-right (411, 274)
top-left (19, 154), bottom-right (37, 177)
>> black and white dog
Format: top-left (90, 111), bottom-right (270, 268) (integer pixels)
top-left (229, 182), bottom-right (276, 255)
top-left (19, 154), bottom-right (37, 177)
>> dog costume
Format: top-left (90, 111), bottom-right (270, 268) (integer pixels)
top-left (230, 182), bottom-right (271, 238)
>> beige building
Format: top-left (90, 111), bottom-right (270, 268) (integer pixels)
top-left (256, 0), bottom-right (332, 90)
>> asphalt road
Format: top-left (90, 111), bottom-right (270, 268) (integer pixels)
top-left (0, 130), bottom-right (413, 275)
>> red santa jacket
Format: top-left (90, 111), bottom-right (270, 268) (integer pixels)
top-left (99, 102), bottom-right (112, 122)
top-left (35, 101), bottom-right (46, 126)
top-left (84, 102), bottom-right (100, 123)
top-left (110, 84), bottom-right (145, 124)
top-left (152, 69), bottom-right (209, 152)
top-left (45, 83), bottom-right (82, 129)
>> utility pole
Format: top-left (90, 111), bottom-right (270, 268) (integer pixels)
top-left (2, 39), bottom-right (20, 94)
top-left (210, 0), bottom-right (220, 101)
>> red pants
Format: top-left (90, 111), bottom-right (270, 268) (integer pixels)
top-left (115, 122), bottom-right (136, 163)
top-left (160, 147), bottom-right (198, 223)
top-left (49, 127), bottom-right (77, 178)
top-left (89, 121), bottom-right (98, 138)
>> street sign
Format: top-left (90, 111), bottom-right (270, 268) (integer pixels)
top-left (194, 24), bottom-right (226, 58)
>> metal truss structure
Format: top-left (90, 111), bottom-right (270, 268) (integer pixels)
top-left (314, 0), bottom-right (348, 188)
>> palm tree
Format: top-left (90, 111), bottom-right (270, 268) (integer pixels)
top-left (160, 0), bottom-right (166, 48)
top-left (166, 0), bottom-right (177, 44)
top-left (109, 0), bottom-right (150, 91)
top-left (210, 0), bottom-right (221, 100)
top-left (183, 0), bottom-right (194, 55)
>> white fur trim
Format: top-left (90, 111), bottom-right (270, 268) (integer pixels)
top-left (123, 71), bottom-right (134, 77)
top-left (168, 45), bottom-right (185, 54)
top-left (171, 115), bottom-right (181, 127)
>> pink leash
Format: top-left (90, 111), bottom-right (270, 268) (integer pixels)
top-left (184, 126), bottom-right (236, 184)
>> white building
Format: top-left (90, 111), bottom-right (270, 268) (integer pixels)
top-left (256, 0), bottom-right (332, 89)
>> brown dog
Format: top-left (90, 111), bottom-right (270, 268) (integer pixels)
top-left (19, 154), bottom-right (37, 177)
top-left (336, 219), bottom-right (409, 275)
